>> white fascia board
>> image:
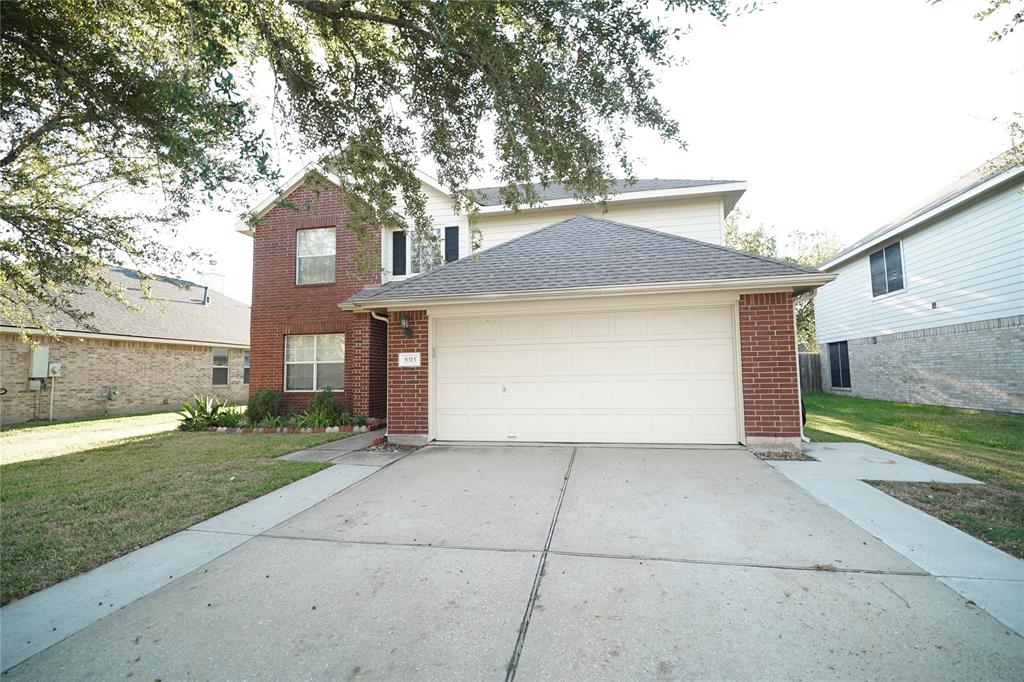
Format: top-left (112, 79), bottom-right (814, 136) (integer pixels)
top-left (236, 164), bottom-right (449, 236)
top-left (341, 272), bottom-right (835, 311)
top-left (473, 182), bottom-right (749, 214)
top-left (1, 327), bottom-right (249, 349)
top-left (235, 160), bottom-right (343, 236)
top-left (820, 166), bottom-right (1024, 271)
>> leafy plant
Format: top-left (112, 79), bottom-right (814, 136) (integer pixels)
top-left (213, 409), bottom-right (244, 428)
top-left (352, 414), bottom-right (369, 427)
top-left (255, 415), bottom-right (284, 429)
top-left (247, 389), bottom-right (282, 424)
top-left (297, 409), bottom-right (339, 429)
top-left (308, 388), bottom-right (342, 419)
top-left (177, 396), bottom-right (223, 431)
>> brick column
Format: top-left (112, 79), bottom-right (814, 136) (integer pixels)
top-left (344, 312), bottom-right (388, 419)
top-left (738, 292), bottom-right (801, 450)
top-left (386, 310), bottom-right (429, 442)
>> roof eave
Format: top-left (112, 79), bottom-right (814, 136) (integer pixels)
top-left (474, 182), bottom-right (749, 214)
top-left (1, 326), bottom-right (250, 348)
top-left (820, 165), bottom-right (1024, 271)
top-left (340, 272), bottom-right (834, 311)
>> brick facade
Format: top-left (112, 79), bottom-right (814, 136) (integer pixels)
top-left (819, 314), bottom-right (1023, 415)
top-left (249, 179), bottom-right (386, 417)
top-left (386, 310), bottom-right (429, 436)
top-left (738, 292), bottom-right (801, 442)
top-left (0, 333), bottom-right (247, 425)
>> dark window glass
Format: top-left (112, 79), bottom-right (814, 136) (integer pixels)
top-left (243, 351), bottom-right (250, 385)
top-left (444, 226), bottom-right (459, 263)
top-left (869, 242), bottom-right (905, 296)
top-left (869, 251), bottom-right (887, 297)
top-left (884, 243), bottom-right (903, 292)
top-left (392, 231), bottom-right (407, 276)
top-left (828, 341), bottom-right (851, 388)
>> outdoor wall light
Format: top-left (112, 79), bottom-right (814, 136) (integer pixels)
top-left (399, 313), bottom-right (413, 338)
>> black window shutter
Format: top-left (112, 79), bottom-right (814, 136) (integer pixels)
top-left (884, 243), bottom-right (903, 292)
top-left (444, 226), bottom-right (459, 263)
top-left (869, 250), bottom-right (887, 297)
top-left (392, 231), bottom-right (406, 276)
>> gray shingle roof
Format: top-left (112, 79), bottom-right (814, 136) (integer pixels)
top-left (1, 267), bottom-right (250, 346)
top-left (348, 215), bottom-right (818, 304)
top-left (468, 178), bottom-right (740, 206)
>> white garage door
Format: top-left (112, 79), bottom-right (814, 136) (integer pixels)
top-left (432, 305), bottom-right (740, 444)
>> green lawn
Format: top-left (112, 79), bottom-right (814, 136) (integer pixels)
top-left (804, 392), bottom-right (1024, 557)
top-left (1, 429), bottom-right (345, 604)
top-left (0, 411), bottom-right (182, 464)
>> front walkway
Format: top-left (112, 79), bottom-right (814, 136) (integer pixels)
top-left (772, 442), bottom-right (1024, 636)
top-left (4, 445), bottom-right (1022, 680)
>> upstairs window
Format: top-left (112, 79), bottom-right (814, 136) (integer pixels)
top-left (869, 242), bottom-right (903, 297)
top-left (285, 334), bottom-right (345, 391)
top-left (296, 227), bottom-right (335, 284)
top-left (212, 348), bottom-right (229, 385)
top-left (828, 341), bottom-right (851, 389)
top-left (392, 227), bottom-right (459, 277)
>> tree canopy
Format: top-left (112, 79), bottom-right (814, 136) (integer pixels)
top-left (1, 0), bottom-right (730, 334)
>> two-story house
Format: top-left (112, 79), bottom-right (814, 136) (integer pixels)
top-left (240, 164), bottom-right (833, 449)
top-left (815, 160), bottom-right (1023, 414)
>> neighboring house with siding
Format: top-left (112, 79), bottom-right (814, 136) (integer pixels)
top-left (0, 267), bottom-right (250, 425)
top-left (241, 163), bottom-right (833, 451)
top-left (815, 160), bottom-right (1023, 414)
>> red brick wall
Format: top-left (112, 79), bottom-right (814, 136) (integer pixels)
top-left (249, 179), bottom-right (385, 416)
top-left (387, 310), bottom-right (429, 435)
top-left (738, 292), bottom-right (801, 438)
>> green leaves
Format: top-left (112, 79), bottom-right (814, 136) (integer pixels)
top-left (2, 0), bottom-right (728, 333)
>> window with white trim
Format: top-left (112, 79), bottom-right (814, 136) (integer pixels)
top-left (243, 351), bottom-right (250, 384)
top-left (212, 348), bottom-right (229, 385)
top-left (284, 334), bottom-right (344, 391)
top-left (869, 242), bottom-right (904, 297)
top-left (391, 226), bottom-right (459, 276)
top-left (296, 227), bottom-right (336, 284)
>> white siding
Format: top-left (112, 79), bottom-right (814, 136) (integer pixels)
top-left (816, 183), bottom-right (1024, 343)
top-left (382, 183), bottom-right (471, 283)
top-left (475, 196), bottom-right (725, 250)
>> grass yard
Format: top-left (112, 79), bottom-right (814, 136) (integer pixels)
top-left (0, 411), bottom-right (182, 464)
top-left (1, 428), bottom-right (346, 604)
top-left (804, 392), bottom-right (1024, 558)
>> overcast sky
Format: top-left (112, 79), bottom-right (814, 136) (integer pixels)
top-left (177, 0), bottom-right (1023, 304)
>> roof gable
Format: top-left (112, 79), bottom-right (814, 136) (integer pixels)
top-left (347, 215), bottom-right (822, 305)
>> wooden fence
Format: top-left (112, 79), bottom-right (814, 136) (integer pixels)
top-left (798, 353), bottom-right (822, 394)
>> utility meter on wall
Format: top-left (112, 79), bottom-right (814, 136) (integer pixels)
top-left (48, 362), bottom-right (63, 378)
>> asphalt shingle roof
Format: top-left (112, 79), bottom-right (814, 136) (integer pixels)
top-left (1, 267), bottom-right (250, 346)
top-left (348, 215), bottom-right (818, 304)
top-left (468, 178), bottom-right (740, 206)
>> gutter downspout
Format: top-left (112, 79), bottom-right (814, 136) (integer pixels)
top-left (794, 297), bottom-right (810, 444)
top-left (369, 310), bottom-right (389, 325)
top-left (367, 310), bottom-right (390, 439)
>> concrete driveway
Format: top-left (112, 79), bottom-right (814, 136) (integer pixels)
top-left (7, 444), bottom-right (1024, 680)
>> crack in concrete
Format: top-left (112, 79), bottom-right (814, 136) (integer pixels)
top-left (505, 446), bottom-right (578, 682)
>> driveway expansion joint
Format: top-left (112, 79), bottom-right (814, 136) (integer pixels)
top-left (505, 446), bottom-right (577, 682)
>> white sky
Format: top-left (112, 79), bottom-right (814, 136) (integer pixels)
top-left (175, 0), bottom-right (1024, 304)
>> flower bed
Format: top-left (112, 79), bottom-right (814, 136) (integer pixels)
top-left (207, 422), bottom-right (386, 434)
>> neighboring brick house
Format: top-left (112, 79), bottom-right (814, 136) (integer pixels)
top-left (816, 160), bottom-right (1023, 414)
top-left (0, 268), bottom-right (250, 425)
top-left (242, 164), bottom-right (832, 450)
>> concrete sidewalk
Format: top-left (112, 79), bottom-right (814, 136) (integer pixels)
top-left (772, 442), bottom-right (1024, 636)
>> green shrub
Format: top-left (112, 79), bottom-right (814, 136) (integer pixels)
top-left (308, 388), bottom-right (341, 417)
top-left (255, 414), bottom-right (284, 428)
top-left (214, 409), bottom-right (244, 428)
top-left (352, 413), bottom-right (368, 426)
top-left (177, 395), bottom-right (223, 431)
top-left (297, 408), bottom-right (339, 428)
top-left (247, 389), bottom-right (282, 423)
